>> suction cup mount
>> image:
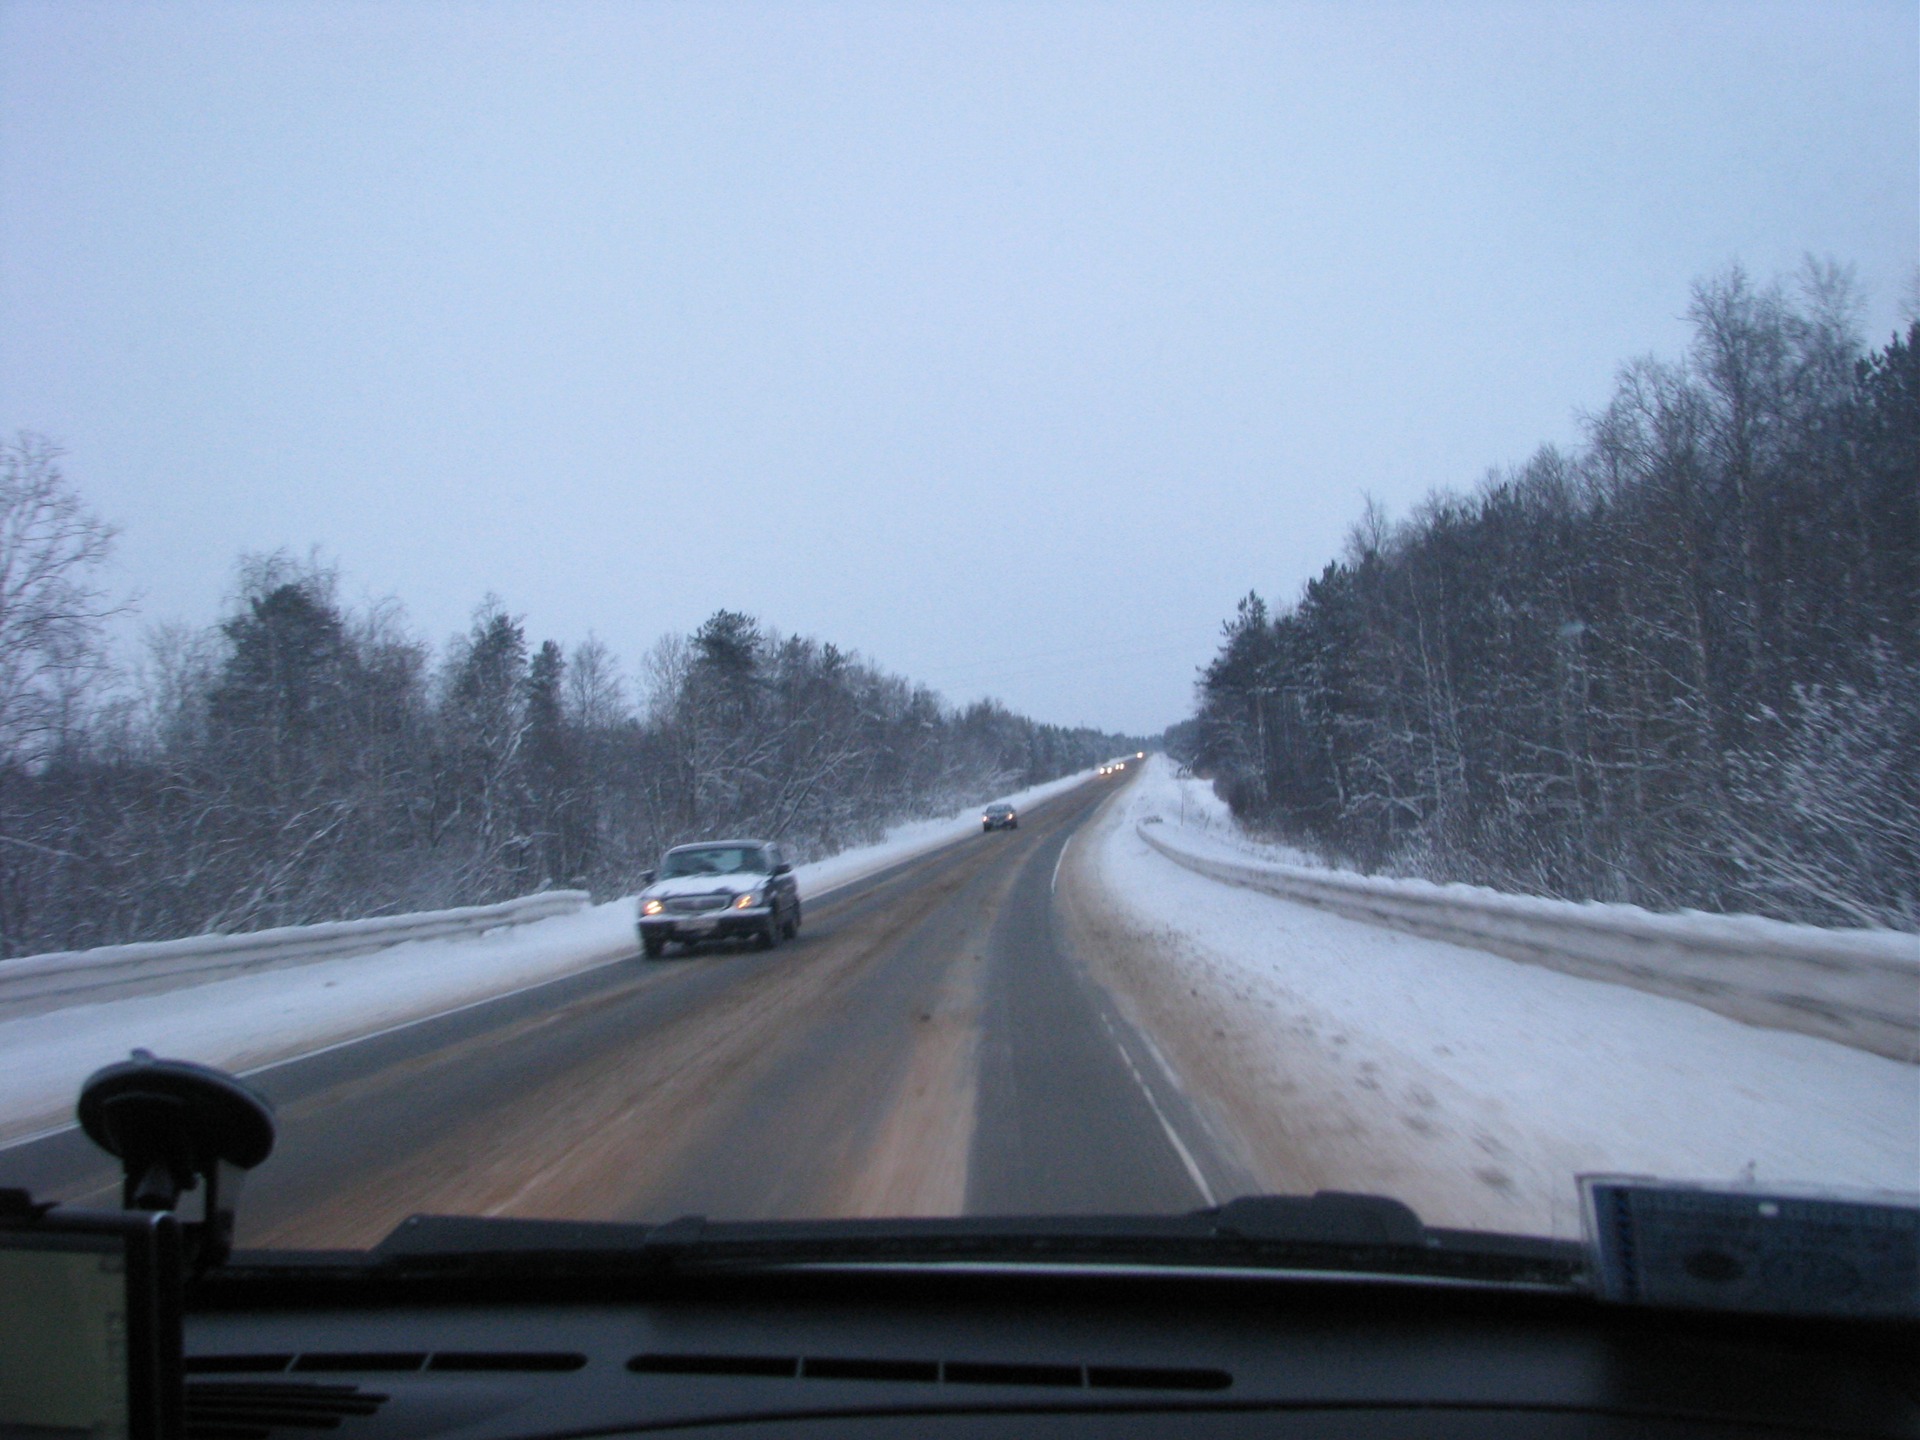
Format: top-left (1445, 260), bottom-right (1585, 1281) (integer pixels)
top-left (78, 1050), bottom-right (276, 1270)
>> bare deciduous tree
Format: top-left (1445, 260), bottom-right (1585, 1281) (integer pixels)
top-left (0, 434), bottom-right (120, 763)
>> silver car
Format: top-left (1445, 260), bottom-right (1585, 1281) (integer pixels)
top-left (636, 840), bottom-right (802, 958)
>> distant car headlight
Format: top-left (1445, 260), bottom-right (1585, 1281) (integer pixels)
top-left (642, 898), bottom-right (664, 916)
top-left (734, 891), bottom-right (761, 910)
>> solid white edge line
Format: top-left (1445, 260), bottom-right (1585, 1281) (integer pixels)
top-left (0, 1118), bottom-right (92, 1152)
top-left (1097, 1009), bottom-right (1217, 1208)
top-left (1050, 833), bottom-right (1072, 898)
top-left (238, 954), bottom-right (635, 1077)
top-left (0, 950), bottom-right (637, 1155)
top-left (1057, 773), bottom-right (1215, 1205)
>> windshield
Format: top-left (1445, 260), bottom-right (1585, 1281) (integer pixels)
top-left (659, 847), bottom-right (771, 879)
top-left (0, 3), bottom-right (1911, 1260)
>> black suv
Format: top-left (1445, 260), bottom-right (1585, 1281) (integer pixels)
top-left (636, 840), bottom-right (802, 958)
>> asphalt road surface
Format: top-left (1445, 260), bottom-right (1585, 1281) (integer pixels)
top-left (0, 775), bottom-right (1241, 1248)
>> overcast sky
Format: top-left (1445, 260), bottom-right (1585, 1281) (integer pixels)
top-left (2, 2), bottom-right (1913, 735)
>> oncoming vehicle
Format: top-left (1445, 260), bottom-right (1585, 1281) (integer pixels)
top-left (982, 802), bottom-right (1018, 831)
top-left (635, 840), bottom-right (800, 958)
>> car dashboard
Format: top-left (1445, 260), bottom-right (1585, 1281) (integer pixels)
top-left (184, 1262), bottom-right (1919, 1440)
top-left (27, 1057), bottom-right (1916, 1440)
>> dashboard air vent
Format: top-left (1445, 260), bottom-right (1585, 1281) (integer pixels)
top-left (426, 1352), bottom-right (587, 1372)
top-left (943, 1361), bottom-right (1082, 1389)
top-left (187, 1357), bottom-right (296, 1375)
top-left (1089, 1365), bottom-right (1231, 1391)
top-left (184, 1380), bottom-right (388, 1440)
top-left (802, 1358), bottom-right (939, 1383)
top-left (630, 1354), bottom-right (799, 1378)
top-left (292, 1355), bottom-right (426, 1373)
top-left (189, 1352), bottom-right (586, 1376)
top-left (628, 1353), bottom-right (1231, 1392)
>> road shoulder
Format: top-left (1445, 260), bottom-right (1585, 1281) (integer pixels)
top-left (1065, 759), bottom-right (1918, 1239)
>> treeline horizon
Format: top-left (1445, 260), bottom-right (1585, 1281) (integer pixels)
top-left (1180, 262), bottom-right (1917, 930)
top-left (0, 453), bottom-right (1139, 958)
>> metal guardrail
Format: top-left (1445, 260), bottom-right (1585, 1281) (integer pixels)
top-left (1137, 823), bottom-right (1919, 1063)
top-left (0, 890), bottom-right (593, 1019)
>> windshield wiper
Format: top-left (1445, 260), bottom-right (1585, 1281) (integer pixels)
top-left (220, 1191), bottom-right (1583, 1290)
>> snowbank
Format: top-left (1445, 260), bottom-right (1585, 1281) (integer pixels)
top-left (1076, 756), bottom-right (1918, 1237)
top-left (0, 890), bottom-right (590, 1020)
top-left (1138, 813), bottom-right (1917, 1063)
top-left (0, 900), bottom-right (643, 1146)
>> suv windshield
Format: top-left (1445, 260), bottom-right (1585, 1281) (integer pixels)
top-left (0, 3), bottom-right (1911, 1259)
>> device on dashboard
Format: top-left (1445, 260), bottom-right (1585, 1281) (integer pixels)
top-left (0, 1205), bottom-right (183, 1440)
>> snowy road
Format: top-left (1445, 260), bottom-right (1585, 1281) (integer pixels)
top-left (0, 775), bottom-right (1221, 1246)
top-left (2, 759), bottom-right (1909, 1246)
top-left (0, 767), bottom-right (1099, 1149)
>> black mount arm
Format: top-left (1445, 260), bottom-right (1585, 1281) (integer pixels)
top-left (77, 1050), bottom-right (277, 1273)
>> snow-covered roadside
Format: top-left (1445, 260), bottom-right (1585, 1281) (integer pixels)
top-left (1136, 769), bottom-right (1325, 870)
top-left (1073, 756), bottom-right (1918, 1238)
top-left (0, 769), bottom-right (1099, 1147)
top-left (0, 900), bottom-right (643, 1146)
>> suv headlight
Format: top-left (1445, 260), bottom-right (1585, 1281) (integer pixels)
top-left (733, 890), bottom-right (761, 910)
top-left (642, 898), bottom-right (664, 916)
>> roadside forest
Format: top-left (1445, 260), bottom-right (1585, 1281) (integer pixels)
top-left (1185, 265), bottom-right (1918, 929)
top-left (0, 451), bottom-right (1131, 957)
